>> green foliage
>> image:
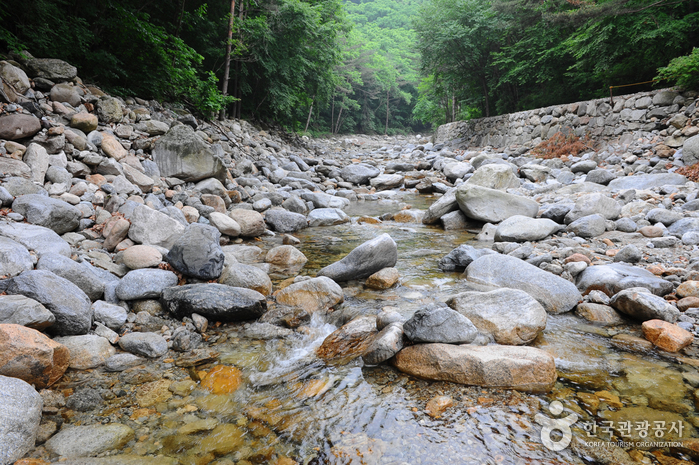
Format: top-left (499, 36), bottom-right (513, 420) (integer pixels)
top-left (657, 48), bottom-right (699, 89)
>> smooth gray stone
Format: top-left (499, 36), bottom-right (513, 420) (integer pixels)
top-left (613, 244), bottom-right (642, 263)
top-left (422, 187), bottom-right (459, 224)
top-left (264, 208), bottom-right (308, 233)
top-left (646, 208), bottom-right (683, 226)
top-left (403, 305), bottom-right (478, 344)
top-left (610, 288), bottom-right (680, 323)
top-left (0, 294), bottom-right (55, 330)
top-left (362, 323), bottom-right (404, 365)
top-left (37, 253), bottom-right (104, 301)
top-left (494, 215), bottom-right (560, 242)
top-left (127, 204), bottom-right (186, 249)
top-left (12, 194), bottom-right (80, 234)
top-left (668, 217), bottom-right (699, 238)
top-left (308, 208), bottom-right (349, 227)
top-left (0, 375), bottom-right (42, 464)
top-left (576, 263), bottom-right (673, 296)
top-left (465, 254), bottom-right (582, 314)
top-left (115, 269), bottom-right (178, 301)
top-left (607, 173), bottom-right (687, 190)
top-left (162, 283), bottom-right (267, 322)
top-left (0, 236), bottom-right (33, 277)
top-left (104, 353), bottom-right (144, 372)
top-left (6, 270), bottom-right (92, 335)
top-left (438, 244), bottom-right (497, 272)
top-left (118, 332), bottom-right (168, 358)
top-left (0, 222), bottom-right (70, 257)
top-left (567, 213), bottom-right (607, 238)
top-left (585, 169), bottom-right (616, 185)
top-left (45, 424), bottom-right (135, 458)
top-left (564, 193), bottom-right (621, 224)
top-left (92, 300), bottom-right (128, 331)
top-left (340, 163), bottom-right (380, 184)
top-left (317, 233), bottom-right (397, 282)
top-left (456, 184), bottom-right (539, 223)
top-left (152, 124), bottom-right (225, 182)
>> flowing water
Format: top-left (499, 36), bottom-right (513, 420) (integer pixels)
top-left (63, 193), bottom-right (699, 464)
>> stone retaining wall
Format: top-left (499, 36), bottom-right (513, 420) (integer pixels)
top-left (434, 88), bottom-right (698, 149)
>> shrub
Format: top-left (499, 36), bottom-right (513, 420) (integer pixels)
top-left (531, 132), bottom-right (594, 159)
top-left (656, 48), bottom-right (699, 90)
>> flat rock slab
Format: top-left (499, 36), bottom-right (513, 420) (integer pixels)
top-left (162, 283), bottom-right (266, 322)
top-left (465, 254), bottom-right (582, 314)
top-left (607, 173), bottom-right (687, 190)
top-left (0, 375), bottom-right (43, 464)
top-left (393, 343), bottom-right (556, 393)
top-left (576, 263), bottom-right (673, 296)
top-left (45, 424), bottom-right (135, 458)
top-left (318, 233), bottom-right (397, 282)
top-left (456, 184), bottom-right (539, 223)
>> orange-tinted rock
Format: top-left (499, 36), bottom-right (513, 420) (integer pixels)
top-left (678, 296), bottom-right (699, 312)
top-left (100, 133), bottom-right (128, 161)
top-left (639, 226), bottom-right (664, 238)
top-left (565, 253), bottom-right (591, 266)
top-left (677, 281), bottom-right (699, 299)
top-left (317, 316), bottom-right (377, 361)
top-left (642, 319), bottom-right (694, 352)
top-left (200, 365), bottom-right (243, 394)
top-left (0, 323), bottom-right (69, 388)
top-left (364, 267), bottom-right (400, 290)
top-left (425, 395), bottom-right (454, 418)
top-left (86, 174), bottom-right (107, 187)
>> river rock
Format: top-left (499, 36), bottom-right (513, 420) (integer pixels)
top-left (37, 253), bottom-right (104, 301)
top-left (564, 193), bottom-right (621, 224)
top-left (0, 375), bottom-right (43, 464)
top-left (228, 209), bottom-right (266, 237)
top-left (668, 217), bottom-right (699, 238)
top-left (50, 82), bottom-right (81, 107)
top-left (162, 284), bottom-right (266, 321)
top-left (340, 163), bottom-right (380, 184)
top-left (0, 323), bottom-right (69, 387)
top-left (610, 288), bottom-right (680, 323)
top-left (6, 270), bottom-right (92, 335)
top-left (567, 213), bottom-right (607, 237)
top-left (26, 57), bottom-right (77, 80)
top-left (422, 187), bottom-right (459, 224)
top-left (0, 295), bottom-right (55, 330)
top-left (92, 301), bottom-right (127, 330)
top-left (152, 124), bottom-right (225, 182)
top-left (443, 161), bottom-right (472, 181)
top-left (0, 222), bottom-right (70, 257)
top-left (23, 143), bottom-right (49, 184)
top-left (54, 335), bottom-right (116, 369)
top-left (446, 288), bottom-right (547, 345)
top-left (362, 323), bottom-right (404, 365)
top-left (118, 332), bottom-right (168, 358)
top-left (308, 208), bottom-right (350, 226)
top-left (575, 302), bottom-right (626, 325)
top-left (365, 267), bottom-right (400, 289)
top-left (264, 209), bottom-right (308, 233)
top-left (370, 173), bottom-right (403, 190)
top-left (45, 424), bottom-right (135, 458)
top-left (115, 269), bottom-right (178, 301)
top-left (208, 212), bottom-right (241, 237)
top-left (317, 316), bottom-right (377, 360)
top-left (576, 263), bottom-right (673, 296)
top-left (166, 223), bottom-right (224, 280)
top-left (122, 245), bottom-right (162, 269)
top-left (438, 244), bottom-right (496, 272)
top-left (465, 254), bottom-right (582, 313)
top-left (71, 112), bottom-right (98, 133)
top-left (0, 236), bottom-right (33, 278)
top-left (466, 163), bottom-right (519, 190)
top-left (494, 215), bottom-right (560, 242)
top-left (0, 157), bottom-right (31, 178)
top-left (0, 114), bottom-right (41, 140)
top-left (318, 233), bottom-right (397, 282)
top-left (95, 96), bottom-right (124, 124)
top-left (127, 204), bottom-right (186, 249)
top-left (265, 245), bottom-right (307, 267)
top-left (393, 343), bottom-right (556, 393)
top-left (274, 276), bottom-right (343, 313)
top-left (641, 319), bottom-right (693, 352)
top-left (0, 60), bottom-right (30, 94)
top-left (607, 173), bottom-right (687, 190)
top-left (219, 263), bottom-right (272, 296)
top-left (403, 305), bottom-right (478, 344)
top-left (12, 194), bottom-right (80, 234)
top-left (456, 184), bottom-right (539, 223)
top-left (585, 169), bottom-right (616, 185)
top-left (599, 407), bottom-right (692, 443)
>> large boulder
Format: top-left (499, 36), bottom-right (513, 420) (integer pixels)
top-left (564, 193), bottom-right (621, 224)
top-left (0, 60), bottom-right (30, 98)
top-left (0, 323), bottom-right (69, 387)
top-left (37, 253), bottom-right (104, 301)
top-left (576, 263), bottom-right (673, 296)
top-left (438, 244), bottom-right (496, 272)
top-left (0, 222), bottom-right (71, 257)
top-left (393, 343), bottom-right (556, 393)
top-left (274, 277), bottom-right (343, 313)
top-left (682, 135), bottom-right (699, 166)
top-left (317, 234), bottom-right (397, 282)
top-left (308, 208), bottom-right (349, 227)
top-left (465, 254), bottom-right (582, 314)
top-left (340, 163), bottom-right (380, 184)
top-left (466, 163), bottom-right (519, 190)
top-left (12, 194), bottom-right (80, 234)
top-left (152, 125), bottom-right (225, 182)
top-left (127, 204), bottom-right (186, 249)
top-left (6, 270), bottom-right (92, 335)
top-left (96, 97), bottom-right (124, 124)
top-left (456, 184), bottom-right (538, 223)
top-left (403, 305), bottom-right (478, 344)
top-left (0, 375), bottom-right (43, 464)
top-left (162, 284), bottom-right (267, 322)
top-left (446, 288), bottom-right (547, 345)
top-left (166, 223), bottom-right (224, 280)
top-left (422, 187), bottom-right (459, 224)
top-left (22, 143), bottom-right (49, 184)
top-left (0, 236), bottom-right (33, 278)
top-left (115, 269), bottom-right (178, 301)
top-left (26, 57), bottom-right (77, 80)
top-left (0, 114), bottom-right (41, 140)
top-left (494, 215), bottom-right (560, 242)
top-left (610, 288), bottom-right (680, 323)
top-left (228, 209), bottom-right (266, 237)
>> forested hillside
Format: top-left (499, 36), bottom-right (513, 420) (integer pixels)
top-left (0, 0), bottom-right (697, 134)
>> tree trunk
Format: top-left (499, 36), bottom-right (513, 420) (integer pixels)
top-left (219, 0), bottom-right (237, 121)
top-left (452, 92), bottom-right (456, 122)
top-left (385, 88), bottom-right (389, 135)
top-left (331, 96), bottom-right (334, 134)
top-left (480, 76), bottom-right (490, 118)
top-left (304, 96), bottom-right (314, 133)
top-left (335, 107), bottom-right (343, 134)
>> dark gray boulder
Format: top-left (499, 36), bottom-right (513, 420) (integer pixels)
top-left (166, 223), bottom-right (224, 280)
top-left (403, 305), bottom-right (478, 344)
top-left (115, 269), bottom-right (178, 301)
top-left (264, 208), bottom-right (308, 233)
top-left (438, 244), bottom-right (497, 272)
top-left (162, 283), bottom-right (267, 322)
top-left (12, 194), bottom-right (80, 234)
top-left (317, 233), bottom-right (397, 282)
